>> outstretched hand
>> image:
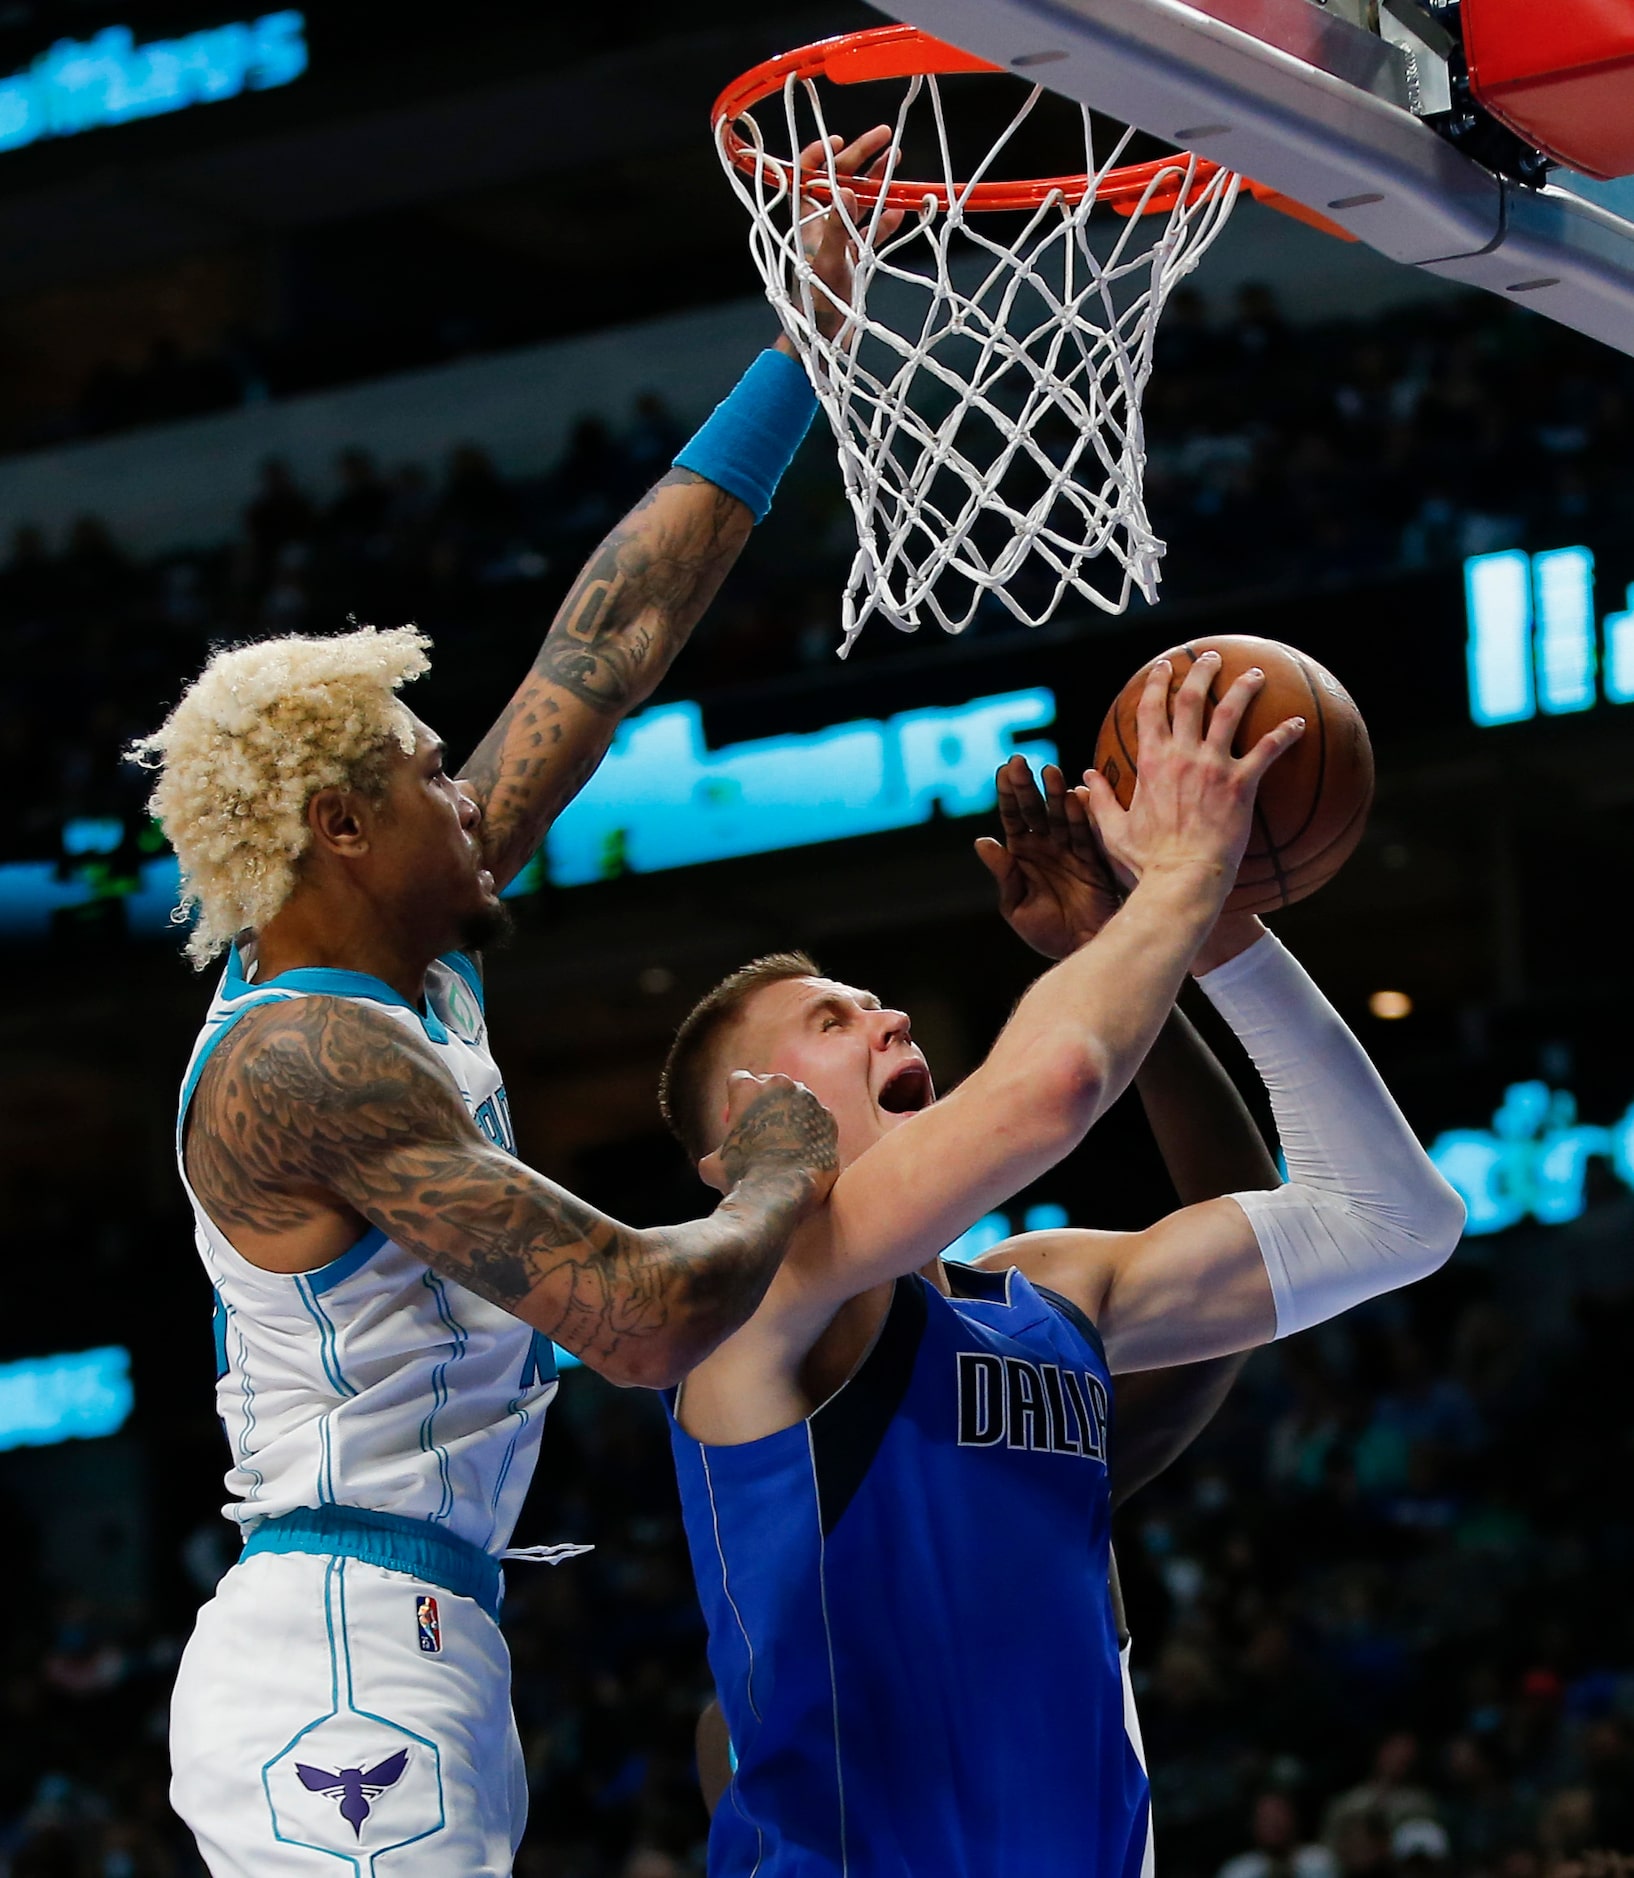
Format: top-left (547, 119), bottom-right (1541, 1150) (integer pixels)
top-left (1079, 650), bottom-right (1304, 894)
top-left (976, 755), bottom-right (1124, 961)
top-left (784, 125), bottom-right (906, 345)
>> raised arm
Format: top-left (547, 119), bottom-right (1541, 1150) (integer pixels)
top-left (972, 758), bottom-right (1268, 1487)
top-left (187, 999), bottom-right (836, 1389)
top-left (457, 465), bottom-right (754, 889)
top-left (459, 128), bottom-right (899, 889)
top-left (1101, 991), bottom-right (1279, 1503)
top-left (753, 655), bottom-right (1306, 1339)
top-left (1012, 924), bottom-right (1466, 1374)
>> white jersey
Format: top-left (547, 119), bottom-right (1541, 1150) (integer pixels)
top-left (177, 947), bottom-right (556, 1558)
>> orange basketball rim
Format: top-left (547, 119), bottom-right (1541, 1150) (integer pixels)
top-left (714, 24), bottom-right (1353, 237)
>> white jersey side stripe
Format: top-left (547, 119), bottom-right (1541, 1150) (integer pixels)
top-left (420, 1271), bottom-right (470, 1526)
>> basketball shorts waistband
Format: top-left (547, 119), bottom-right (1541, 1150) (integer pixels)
top-left (239, 1505), bottom-right (504, 1620)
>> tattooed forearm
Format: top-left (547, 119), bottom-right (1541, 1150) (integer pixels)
top-left (460, 468), bottom-right (753, 889)
top-left (186, 998), bottom-right (827, 1386)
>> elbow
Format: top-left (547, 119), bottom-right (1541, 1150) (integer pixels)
top-left (571, 1298), bottom-right (754, 1395)
top-left (607, 1318), bottom-right (745, 1391)
top-left (595, 1346), bottom-right (690, 1392)
top-left (1017, 1047), bottom-right (1109, 1156)
top-left (1417, 1169), bottom-right (1467, 1268)
top-left (567, 1221), bottom-right (776, 1390)
top-left (571, 1332), bottom-right (697, 1393)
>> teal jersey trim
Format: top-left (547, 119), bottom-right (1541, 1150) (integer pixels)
top-left (175, 989), bottom-right (292, 1148)
top-left (305, 1226), bottom-right (389, 1298)
top-left (180, 958), bottom-right (462, 1156)
top-left (255, 966), bottom-right (417, 1006)
top-left (255, 965), bottom-right (451, 1045)
top-left (242, 1504), bottom-right (505, 1620)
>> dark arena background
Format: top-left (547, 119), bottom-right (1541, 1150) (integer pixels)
top-left (3, 2), bottom-right (1634, 1874)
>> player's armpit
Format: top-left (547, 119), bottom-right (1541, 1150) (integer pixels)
top-left (457, 469), bottom-right (752, 890)
top-left (188, 998), bottom-right (826, 1388)
top-left (1006, 1209), bottom-right (1277, 1375)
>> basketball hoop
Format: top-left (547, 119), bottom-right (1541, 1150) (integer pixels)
top-left (715, 27), bottom-right (1270, 653)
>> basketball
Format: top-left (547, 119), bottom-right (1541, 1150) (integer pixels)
top-left (1092, 635), bottom-right (1374, 914)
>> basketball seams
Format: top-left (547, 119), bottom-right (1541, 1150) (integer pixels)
top-left (1250, 799), bottom-right (1292, 907)
top-left (1250, 650), bottom-right (1327, 908)
top-left (1275, 653), bottom-right (1330, 853)
top-left (1228, 782), bottom-right (1373, 909)
top-left (1112, 685), bottom-right (1141, 799)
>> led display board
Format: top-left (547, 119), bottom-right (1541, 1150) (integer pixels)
top-left (0, 686), bottom-right (1059, 938)
top-left (1466, 544), bottom-right (1634, 725)
top-left (0, 11), bottom-right (306, 155)
top-left (0, 1346), bottom-right (133, 1452)
top-left (545, 687), bottom-right (1057, 886)
top-left (1428, 1082), bottom-right (1634, 1236)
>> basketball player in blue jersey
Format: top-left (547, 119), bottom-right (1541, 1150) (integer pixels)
top-left (657, 653), bottom-right (1466, 1877)
top-left (688, 754), bottom-right (1270, 1837)
top-left (130, 127), bottom-right (902, 1878)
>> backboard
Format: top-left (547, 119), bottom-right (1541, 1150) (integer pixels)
top-left (865, 0), bottom-right (1634, 357)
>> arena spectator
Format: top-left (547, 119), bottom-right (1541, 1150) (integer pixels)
top-left (1219, 1793), bottom-right (1340, 1878)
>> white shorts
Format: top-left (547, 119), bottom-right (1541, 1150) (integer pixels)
top-left (170, 1550), bottom-right (526, 1875)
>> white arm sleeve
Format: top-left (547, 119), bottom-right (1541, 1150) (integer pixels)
top-left (1196, 931), bottom-right (1466, 1340)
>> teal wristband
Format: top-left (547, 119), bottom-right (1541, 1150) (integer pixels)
top-left (673, 348), bottom-right (818, 522)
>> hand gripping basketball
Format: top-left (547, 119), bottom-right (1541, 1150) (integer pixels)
top-left (1092, 636), bottom-right (1376, 913)
top-left (1079, 652), bottom-right (1305, 896)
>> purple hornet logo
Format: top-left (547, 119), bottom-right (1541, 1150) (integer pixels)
top-left (294, 1748), bottom-right (409, 1838)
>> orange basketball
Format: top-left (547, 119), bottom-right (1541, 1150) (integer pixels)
top-left (1092, 635), bottom-right (1374, 915)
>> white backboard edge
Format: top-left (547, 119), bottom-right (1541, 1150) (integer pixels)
top-left (871, 0), bottom-right (1634, 356)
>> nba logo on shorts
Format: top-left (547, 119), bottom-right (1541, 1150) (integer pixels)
top-left (415, 1595), bottom-right (440, 1655)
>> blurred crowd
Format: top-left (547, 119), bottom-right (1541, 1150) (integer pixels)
top-left (3, 1258), bottom-right (1631, 1876)
top-left (5, 285), bottom-right (1634, 852)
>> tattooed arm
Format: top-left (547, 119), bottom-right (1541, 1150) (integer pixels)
top-left (186, 998), bottom-right (838, 1388)
top-left (458, 125), bottom-right (900, 889)
top-left (458, 468), bottom-right (754, 889)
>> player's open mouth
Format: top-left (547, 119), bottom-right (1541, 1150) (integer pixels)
top-left (878, 1062), bottom-right (931, 1114)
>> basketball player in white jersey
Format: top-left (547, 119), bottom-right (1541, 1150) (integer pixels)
top-left (131, 126), bottom-right (900, 1878)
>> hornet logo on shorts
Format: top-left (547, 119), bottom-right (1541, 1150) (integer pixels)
top-left (294, 1749), bottom-right (410, 1838)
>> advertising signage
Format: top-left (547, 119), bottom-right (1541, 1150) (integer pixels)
top-left (0, 11), bottom-right (306, 155)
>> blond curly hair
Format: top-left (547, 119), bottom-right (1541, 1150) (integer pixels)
top-left (127, 625), bottom-right (431, 966)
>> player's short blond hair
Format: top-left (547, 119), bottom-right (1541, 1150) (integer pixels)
top-left (660, 952), bottom-right (821, 1162)
top-left (127, 625), bottom-right (431, 967)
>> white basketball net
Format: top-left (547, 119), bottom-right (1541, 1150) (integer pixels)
top-left (718, 71), bottom-right (1242, 653)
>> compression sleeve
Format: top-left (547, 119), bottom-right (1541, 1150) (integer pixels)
top-left (672, 348), bottom-right (818, 522)
top-left (1195, 931), bottom-right (1466, 1340)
